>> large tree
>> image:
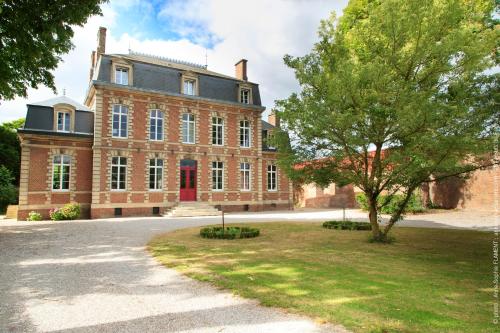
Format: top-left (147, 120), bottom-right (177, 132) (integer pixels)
top-left (0, 0), bottom-right (107, 101)
top-left (0, 118), bottom-right (25, 184)
top-left (275, 0), bottom-right (499, 241)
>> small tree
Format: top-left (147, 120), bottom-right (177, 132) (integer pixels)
top-left (0, 0), bottom-right (107, 100)
top-left (275, 0), bottom-right (499, 242)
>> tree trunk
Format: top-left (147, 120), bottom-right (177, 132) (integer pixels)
top-left (367, 196), bottom-right (383, 239)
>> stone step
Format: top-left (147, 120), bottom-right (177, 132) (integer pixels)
top-left (166, 202), bottom-right (221, 217)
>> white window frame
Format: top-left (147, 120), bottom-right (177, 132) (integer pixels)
top-left (183, 79), bottom-right (196, 96)
top-left (149, 158), bottom-right (163, 191)
top-left (57, 112), bottom-right (70, 132)
top-left (111, 156), bottom-right (127, 191)
top-left (212, 116), bottom-right (224, 146)
top-left (149, 109), bottom-right (164, 141)
top-left (240, 88), bottom-right (250, 104)
top-left (212, 161), bottom-right (224, 191)
top-left (112, 105), bottom-right (128, 138)
top-left (52, 155), bottom-right (70, 191)
top-left (267, 164), bottom-right (277, 191)
top-left (239, 120), bottom-right (251, 148)
top-left (240, 162), bottom-right (251, 191)
top-left (115, 67), bottom-right (129, 85)
top-left (182, 113), bottom-right (196, 144)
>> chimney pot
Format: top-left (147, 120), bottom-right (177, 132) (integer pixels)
top-left (235, 59), bottom-right (248, 81)
top-left (268, 111), bottom-right (280, 127)
top-left (97, 27), bottom-right (107, 55)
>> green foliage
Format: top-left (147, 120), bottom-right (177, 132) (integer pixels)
top-left (275, 0), bottom-right (499, 239)
top-left (0, 1), bottom-right (107, 100)
top-left (0, 119), bottom-right (24, 184)
top-left (0, 166), bottom-right (18, 212)
top-left (322, 220), bottom-right (371, 230)
top-left (356, 193), bottom-right (425, 214)
top-left (27, 211), bottom-right (42, 221)
top-left (49, 203), bottom-right (81, 221)
top-left (200, 226), bottom-right (260, 239)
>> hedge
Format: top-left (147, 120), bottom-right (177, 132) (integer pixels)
top-left (200, 226), bottom-right (260, 239)
top-left (322, 220), bottom-right (372, 231)
top-left (355, 193), bottom-right (425, 214)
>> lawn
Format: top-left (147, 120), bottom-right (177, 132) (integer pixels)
top-left (148, 223), bottom-right (494, 333)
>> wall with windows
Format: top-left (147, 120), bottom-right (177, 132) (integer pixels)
top-left (17, 134), bottom-right (93, 220)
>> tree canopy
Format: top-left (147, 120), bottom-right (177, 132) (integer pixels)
top-left (0, 118), bottom-right (25, 185)
top-left (0, 0), bottom-right (107, 101)
top-left (275, 0), bottom-right (499, 241)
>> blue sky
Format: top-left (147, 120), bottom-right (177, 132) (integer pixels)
top-left (0, 0), bottom-right (349, 122)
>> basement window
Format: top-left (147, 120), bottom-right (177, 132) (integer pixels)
top-left (114, 208), bottom-right (122, 216)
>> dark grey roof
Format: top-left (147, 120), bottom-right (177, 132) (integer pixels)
top-left (23, 103), bottom-right (94, 135)
top-left (261, 120), bottom-right (275, 131)
top-left (96, 54), bottom-right (262, 107)
top-left (17, 128), bottom-right (93, 138)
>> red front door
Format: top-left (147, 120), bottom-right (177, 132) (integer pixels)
top-left (180, 160), bottom-right (197, 201)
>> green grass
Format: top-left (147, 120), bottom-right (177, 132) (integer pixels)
top-left (148, 223), bottom-right (495, 333)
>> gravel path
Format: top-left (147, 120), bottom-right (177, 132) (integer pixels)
top-left (0, 208), bottom-right (495, 332)
top-left (0, 214), bottom-right (351, 333)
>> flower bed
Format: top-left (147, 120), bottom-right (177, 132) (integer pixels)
top-left (200, 226), bottom-right (260, 239)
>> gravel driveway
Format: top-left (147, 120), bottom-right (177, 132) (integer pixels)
top-left (0, 213), bottom-right (351, 333)
top-left (0, 209), bottom-right (495, 333)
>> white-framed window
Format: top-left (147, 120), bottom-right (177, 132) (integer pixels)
top-left (57, 112), bottom-right (70, 132)
top-left (149, 158), bottom-right (163, 191)
top-left (115, 67), bottom-right (129, 85)
top-left (239, 120), bottom-right (251, 148)
top-left (267, 164), bottom-right (277, 191)
top-left (183, 79), bottom-right (196, 95)
top-left (212, 161), bottom-right (224, 191)
top-left (240, 162), bottom-right (251, 191)
top-left (52, 155), bottom-right (70, 191)
top-left (112, 105), bottom-right (128, 138)
top-left (182, 113), bottom-right (195, 144)
top-left (150, 109), bottom-right (164, 141)
top-left (212, 116), bottom-right (224, 146)
top-left (240, 89), bottom-right (250, 104)
top-left (111, 156), bottom-right (127, 191)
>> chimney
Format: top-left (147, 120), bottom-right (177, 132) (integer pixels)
top-left (268, 111), bottom-right (280, 127)
top-left (235, 59), bottom-right (248, 81)
top-left (97, 27), bottom-right (107, 55)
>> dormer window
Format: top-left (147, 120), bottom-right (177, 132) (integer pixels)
top-left (183, 79), bottom-right (196, 95)
top-left (115, 67), bottom-right (129, 85)
top-left (57, 112), bottom-right (70, 132)
top-left (240, 89), bottom-right (250, 104)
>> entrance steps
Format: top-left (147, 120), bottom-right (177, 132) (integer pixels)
top-left (166, 202), bottom-right (221, 217)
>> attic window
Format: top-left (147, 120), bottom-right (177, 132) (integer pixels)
top-left (240, 89), bottom-right (250, 104)
top-left (115, 67), bottom-right (129, 85)
top-left (57, 112), bottom-right (70, 132)
top-left (183, 79), bottom-right (196, 96)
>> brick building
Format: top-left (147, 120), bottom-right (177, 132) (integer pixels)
top-left (17, 27), bottom-right (292, 220)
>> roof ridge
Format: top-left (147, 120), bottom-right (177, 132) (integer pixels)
top-left (128, 50), bottom-right (207, 70)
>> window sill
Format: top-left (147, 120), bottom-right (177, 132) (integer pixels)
top-left (110, 189), bottom-right (127, 192)
top-left (111, 136), bottom-right (128, 139)
top-left (182, 141), bottom-right (196, 145)
top-left (149, 189), bottom-right (163, 192)
top-left (267, 189), bottom-right (278, 192)
top-left (149, 139), bottom-right (164, 142)
top-left (52, 190), bottom-right (70, 193)
top-left (212, 189), bottom-right (224, 192)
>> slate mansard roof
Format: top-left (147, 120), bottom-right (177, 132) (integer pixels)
top-left (93, 52), bottom-right (263, 107)
top-left (20, 96), bottom-right (94, 137)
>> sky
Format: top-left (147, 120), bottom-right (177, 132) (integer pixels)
top-left (0, 0), bottom-right (349, 123)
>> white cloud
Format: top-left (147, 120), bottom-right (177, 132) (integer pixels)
top-left (0, 0), bottom-right (348, 123)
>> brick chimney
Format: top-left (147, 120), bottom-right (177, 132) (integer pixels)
top-left (235, 59), bottom-right (248, 81)
top-left (268, 111), bottom-right (280, 127)
top-left (97, 27), bottom-right (107, 55)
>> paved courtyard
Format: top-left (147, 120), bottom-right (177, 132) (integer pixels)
top-left (0, 209), bottom-right (496, 332)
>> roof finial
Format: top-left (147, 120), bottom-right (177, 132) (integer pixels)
top-left (205, 49), bottom-right (208, 69)
top-left (62, 88), bottom-right (66, 96)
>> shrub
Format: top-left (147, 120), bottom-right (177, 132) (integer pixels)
top-left (27, 211), bottom-right (42, 221)
top-left (0, 166), bottom-right (18, 213)
top-left (355, 193), bottom-right (425, 214)
top-left (322, 220), bottom-right (371, 231)
top-left (50, 203), bottom-right (81, 221)
top-left (200, 226), bottom-right (260, 239)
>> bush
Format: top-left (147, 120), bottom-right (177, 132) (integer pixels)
top-left (200, 226), bottom-right (260, 239)
top-left (50, 203), bottom-right (81, 221)
top-left (0, 166), bottom-right (18, 213)
top-left (322, 220), bottom-right (371, 231)
top-left (355, 193), bottom-right (425, 214)
top-left (27, 211), bottom-right (42, 221)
